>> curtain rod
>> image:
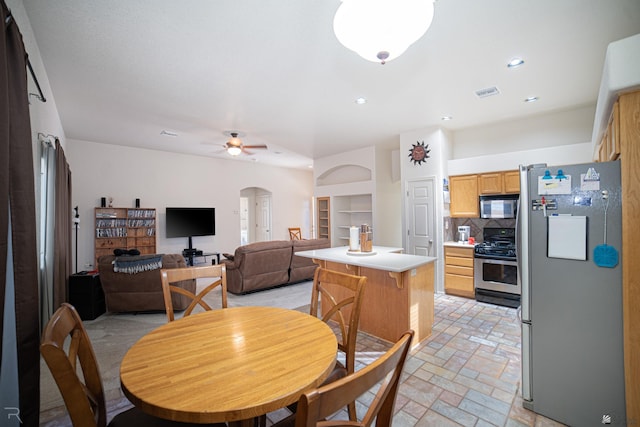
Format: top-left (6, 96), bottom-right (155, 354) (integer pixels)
top-left (38, 133), bottom-right (58, 147)
top-left (5, 10), bottom-right (47, 103)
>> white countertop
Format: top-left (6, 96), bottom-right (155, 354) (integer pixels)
top-left (295, 246), bottom-right (437, 273)
top-left (443, 241), bottom-right (476, 248)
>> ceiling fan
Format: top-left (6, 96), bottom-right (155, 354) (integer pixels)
top-left (223, 132), bottom-right (268, 156)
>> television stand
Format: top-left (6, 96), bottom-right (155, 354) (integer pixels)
top-left (182, 250), bottom-right (220, 266)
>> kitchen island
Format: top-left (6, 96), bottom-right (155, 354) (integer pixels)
top-left (296, 246), bottom-right (437, 347)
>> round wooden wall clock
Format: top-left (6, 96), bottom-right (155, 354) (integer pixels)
top-left (408, 141), bottom-right (430, 165)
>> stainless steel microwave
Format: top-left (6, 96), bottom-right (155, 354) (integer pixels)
top-left (479, 195), bottom-right (518, 219)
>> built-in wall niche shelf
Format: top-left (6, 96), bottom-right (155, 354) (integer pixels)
top-left (316, 197), bottom-right (330, 240)
top-left (333, 194), bottom-right (373, 245)
top-left (316, 164), bottom-right (372, 186)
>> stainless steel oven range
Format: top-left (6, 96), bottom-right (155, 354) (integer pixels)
top-left (474, 227), bottom-right (521, 308)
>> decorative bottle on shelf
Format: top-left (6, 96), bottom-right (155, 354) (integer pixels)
top-left (359, 224), bottom-right (373, 253)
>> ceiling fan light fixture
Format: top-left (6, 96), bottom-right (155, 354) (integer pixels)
top-left (227, 146), bottom-right (242, 156)
top-left (333, 0), bottom-right (435, 64)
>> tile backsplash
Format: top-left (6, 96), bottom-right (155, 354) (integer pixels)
top-left (448, 217), bottom-right (516, 243)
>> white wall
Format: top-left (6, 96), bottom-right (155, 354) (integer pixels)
top-left (313, 144), bottom-right (404, 247)
top-left (453, 105), bottom-right (595, 159)
top-left (374, 143), bottom-right (402, 247)
top-left (448, 142), bottom-right (593, 175)
top-left (67, 139), bottom-right (313, 270)
top-left (448, 105), bottom-right (596, 175)
top-left (400, 127), bottom-right (453, 293)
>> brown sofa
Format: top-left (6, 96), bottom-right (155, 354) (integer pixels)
top-left (97, 254), bottom-right (195, 313)
top-left (221, 238), bottom-right (330, 294)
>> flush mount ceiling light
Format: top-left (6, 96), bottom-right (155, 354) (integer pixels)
top-left (355, 97), bottom-right (367, 104)
top-left (333, 0), bottom-right (435, 64)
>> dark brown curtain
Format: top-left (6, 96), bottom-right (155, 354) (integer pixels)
top-left (1, 2), bottom-right (41, 425)
top-left (53, 139), bottom-right (72, 307)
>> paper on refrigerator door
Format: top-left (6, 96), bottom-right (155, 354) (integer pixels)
top-left (538, 176), bottom-right (572, 195)
top-left (547, 215), bottom-right (587, 260)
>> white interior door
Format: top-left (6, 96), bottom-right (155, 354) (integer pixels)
top-left (406, 178), bottom-right (435, 256)
top-left (256, 194), bottom-right (272, 241)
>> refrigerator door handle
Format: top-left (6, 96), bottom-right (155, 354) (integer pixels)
top-left (518, 164), bottom-right (531, 322)
top-left (521, 321), bottom-right (533, 404)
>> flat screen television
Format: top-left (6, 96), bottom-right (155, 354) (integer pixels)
top-left (166, 207), bottom-right (216, 239)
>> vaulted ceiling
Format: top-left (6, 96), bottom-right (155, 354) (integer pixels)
top-left (22, 0), bottom-right (640, 169)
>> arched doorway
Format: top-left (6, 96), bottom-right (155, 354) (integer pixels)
top-left (240, 187), bottom-right (272, 243)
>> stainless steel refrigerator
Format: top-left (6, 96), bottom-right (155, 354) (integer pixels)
top-left (518, 161), bottom-right (626, 426)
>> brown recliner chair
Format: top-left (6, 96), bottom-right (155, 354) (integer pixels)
top-left (98, 253), bottom-right (195, 313)
top-left (289, 238), bottom-right (331, 283)
top-left (221, 240), bottom-right (294, 294)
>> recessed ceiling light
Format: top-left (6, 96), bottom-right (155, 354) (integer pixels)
top-left (441, 116), bottom-right (453, 121)
top-left (524, 96), bottom-right (539, 103)
top-left (355, 97), bottom-right (367, 105)
top-left (507, 58), bottom-right (525, 68)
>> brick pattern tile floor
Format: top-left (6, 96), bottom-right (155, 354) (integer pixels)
top-left (268, 294), bottom-right (567, 427)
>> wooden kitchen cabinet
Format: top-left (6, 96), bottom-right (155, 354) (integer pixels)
top-left (449, 174), bottom-right (479, 218)
top-left (478, 170), bottom-right (520, 195)
top-left (612, 90), bottom-right (640, 420)
top-left (478, 173), bottom-right (502, 194)
top-left (503, 170), bottom-right (520, 193)
top-left (597, 100), bottom-right (621, 162)
top-left (450, 170), bottom-right (519, 217)
top-left (444, 245), bottom-right (475, 298)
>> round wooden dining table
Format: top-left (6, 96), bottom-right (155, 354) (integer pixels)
top-left (120, 306), bottom-right (337, 425)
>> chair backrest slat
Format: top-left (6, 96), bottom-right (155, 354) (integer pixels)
top-left (41, 303), bottom-right (107, 427)
top-left (161, 264), bottom-right (228, 322)
top-left (310, 267), bottom-right (366, 375)
top-left (289, 227), bottom-right (302, 240)
top-left (295, 331), bottom-right (414, 427)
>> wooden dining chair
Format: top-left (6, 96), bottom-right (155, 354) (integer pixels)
top-left (40, 303), bottom-right (225, 427)
top-left (268, 267), bottom-right (366, 426)
top-left (309, 267), bottom-right (367, 420)
top-left (288, 227), bottom-right (302, 240)
top-left (277, 330), bottom-right (414, 427)
top-left (160, 264), bottom-right (228, 322)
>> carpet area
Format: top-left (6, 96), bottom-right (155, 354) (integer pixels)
top-left (39, 280), bottom-right (313, 426)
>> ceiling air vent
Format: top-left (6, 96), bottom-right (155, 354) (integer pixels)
top-left (475, 86), bottom-right (500, 98)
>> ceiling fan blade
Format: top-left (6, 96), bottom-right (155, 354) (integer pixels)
top-left (241, 148), bottom-right (255, 155)
top-left (242, 144), bottom-right (268, 149)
